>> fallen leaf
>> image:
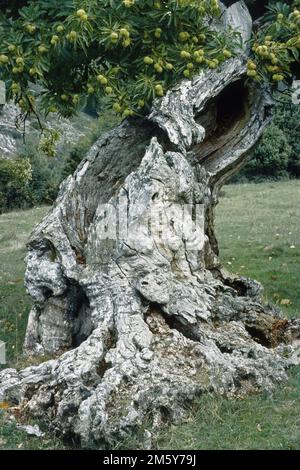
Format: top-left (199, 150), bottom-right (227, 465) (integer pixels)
top-left (257, 423), bottom-right (262, 432)
top-left (0, 402), bottom-right (10, 409)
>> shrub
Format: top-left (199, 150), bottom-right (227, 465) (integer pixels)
top-left (273, 100), bottom-right (300, 177)
top-left (0, 157), bottom-right (32, 212)
top-left (244, 124), bottom-right (291, 178)
top-left (235, 97), bottom-right (300, 182)
top-left (0, 107), bottom-right (119, 212)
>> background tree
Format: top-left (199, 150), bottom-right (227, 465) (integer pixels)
top-left (240, 122), bottom-right (291, 179)
top-left (0, 0), bottom-right (300, 449)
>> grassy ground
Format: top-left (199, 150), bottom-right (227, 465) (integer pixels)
top-left (0, 206), bottom-right (66, 449)
top-left (215, 181), bottom-right (300, 317)
top-left (0, 206), bottom-right (49, 366)
top-left (0, 181), bottom-right (299, 449)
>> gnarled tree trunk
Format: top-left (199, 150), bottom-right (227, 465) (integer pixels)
top-left (0, 1), bottom-right (299, 448)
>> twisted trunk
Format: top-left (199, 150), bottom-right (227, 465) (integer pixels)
top-left (0, 1), bottom-right (299, 448)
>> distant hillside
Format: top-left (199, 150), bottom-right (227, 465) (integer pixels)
top-left (0, 102), bottom-right (95, 158)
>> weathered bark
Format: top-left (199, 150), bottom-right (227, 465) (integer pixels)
top-left (0, 1), bottom-right (299, 448)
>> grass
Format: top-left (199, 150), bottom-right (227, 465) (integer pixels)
top-left (158, 368), bottom-right (300, 450)
top-left (215, 181), bottom-right (300, 318)
top-left (0, 411), bottom-right (66, 450)
top-left (0, 206), bottom-right (49, 367)
top-left (0, 181), bottom-right (299, 449)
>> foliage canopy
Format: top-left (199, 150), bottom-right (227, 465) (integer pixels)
top-left (0, 0), bottom-right (299, 151)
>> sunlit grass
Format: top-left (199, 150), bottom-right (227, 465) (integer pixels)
top-left (0, 206), bottom-right (49, 366)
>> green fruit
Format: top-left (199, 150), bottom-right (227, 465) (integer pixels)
top-left (120, 28), bottom-right (130, 38)
top-left (8, 45), bottom-right (16, 52)
top-left (183, 69), bottom-right (190, 78)
top-left (266, 65), bottom-right (279, 73)
top-left (69, 31), bottom-right (78, 40)
top-left (0, 54), bottom-right (9, 64)
top-left (257, 45), bottom-right (268, 56)
top-left (113, 102), bottom-right (122, 113)
top-left (38, 45), bottom-right (47, 54)
top-left (212, 6), bottom-right (220, 16)
top-left (155, 84), bottom-right (163, 93)
top-left (110, 32), bottom-right (119, 42)
top-left (49, 106), bottom-right (57, 113)
top-left (105, 86), bottom-right (113, 94)
top-left (194, 49), bottom-right (204, 59)
top-left (87, 86), bottom-right (95, 94)
top-left (16, 57), bottom-right (24, 66)
top-left (179, 31), bottom-right (189, 42)
top-left (26, 24), bottom-right (36, 34)
top-left (11, 83), bottom-right (20, 94)
top-left (144, 56), bottom-right (154, 65)
top-left (76, 9), bottom-right (86, 18)
top-left (123, 0), bottom-right (134, 7)
top-left (97, 74), bottom-right (108, 85)
top-left (29, 67), bottom-right (37, 76)
top-left (247, 69), bottom-right (258, 78)
top-left (57, 25), bottom-right (64, 33)
top-left (272, 73), bottom-right (284, 81)
top-left (61, 94), bottom-right (68, 101)
top-left (208, 60), bottom-right (218, 69)
top-left (154, 63), bottom-right (163, 73)
top-left (51, 35), bottom-right (59, 45)
top-left (72, 94), bottom-right (79, 104)
top-left (122, 108), bottom-right (132, 118)
top-left (165, 63), bottom-right (173, 70)
top-left (180, 50), bottom-right (191, 59)
top-left (187, 62), bottom-right (194, 70)
top-left (247, 61), bottom-right (257, 70)
top-left (138, 99), bottom-right (145, 107)
top-left (223, 49), bottom-right (232, 59)
top-left (155, 28), bottom-right (162, 38)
